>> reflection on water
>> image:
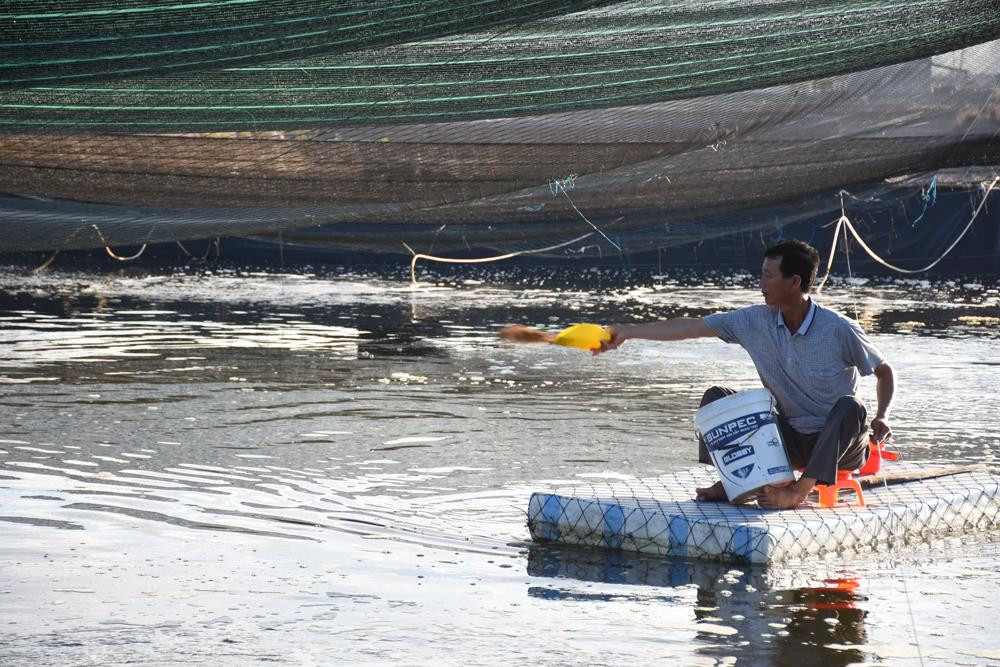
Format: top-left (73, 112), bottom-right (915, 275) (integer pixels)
top-left (528, 545), bottom-right (870, 666)
top-left (1, 264), bottom-right (999, 664)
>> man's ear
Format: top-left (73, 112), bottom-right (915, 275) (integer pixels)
top-left (790, 274), bottom-right (802, 291)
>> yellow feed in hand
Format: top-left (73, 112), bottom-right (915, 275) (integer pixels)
top-left (552, 323), bottom-right (611, 351)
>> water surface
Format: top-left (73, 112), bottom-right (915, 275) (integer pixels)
top-left (1, 264), bottom-right (999, 665)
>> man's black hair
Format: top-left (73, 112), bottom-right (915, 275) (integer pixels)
top-left (764, 240), bottom-right (820, 293)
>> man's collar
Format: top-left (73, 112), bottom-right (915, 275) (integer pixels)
top-left (775, 298), bottom-right (816, 336)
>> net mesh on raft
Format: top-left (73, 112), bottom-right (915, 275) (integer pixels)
top-left (1, 1), bottom-right (999, 257)
top-left (527, 465), bottom-right (1000, 563)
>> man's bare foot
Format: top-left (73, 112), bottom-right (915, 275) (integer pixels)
top-left (756, 481), bottom-right (810, 510)
top-left (695, 480), bottom-right (728, 502)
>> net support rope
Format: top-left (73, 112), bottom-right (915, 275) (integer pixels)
top-left (91, 223), bottom-right (148, 262)
top-left (403, 231), bottom-right (595, 283)
top-left (839, 239), bottom-right (925, 664)
top-left (551, 176), bottom-right (623, 251)
top-left (817, 175), bottom-right (1000, 290)
top-left (879, 470), bottom-right (926, 666)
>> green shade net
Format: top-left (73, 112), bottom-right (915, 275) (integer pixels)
top-left (1, 1), bottom-right (999, 257)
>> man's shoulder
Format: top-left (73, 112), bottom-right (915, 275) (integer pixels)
top-left (811, 300), bottom-right (886, 369)
top-left (704, 304), bottom-right (774, 341)
top-left (742, 304), bottom-right (777, 321)
top-left (728, 303), bottom-right (774, 316)
top-left (811, 301), bottom-right (866, 335)
top-left (709, 303), bottom-right (774, 324)
top-left (812, 301), bottom-right (855, 325)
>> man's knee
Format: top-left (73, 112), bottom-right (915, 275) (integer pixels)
top-left (698, 386), bottom-right (736, 463)
top-left (831, 395), bottom-right (867, 428)
top-left (833, 395), bottom-right (865, 415)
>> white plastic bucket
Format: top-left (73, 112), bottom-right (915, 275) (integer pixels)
top-left (694, 388), bottom-right (794, 504)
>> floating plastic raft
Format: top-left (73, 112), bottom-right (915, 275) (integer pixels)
top-left (527, 464), bottom-right (1000, 563)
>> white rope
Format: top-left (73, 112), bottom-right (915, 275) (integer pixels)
top-left (33, 249), bottom-right (59, 272)
top-left (551, 178), bottom-right (622, 251)
top-left (837, 215), bottom-right (924, 664)
top-left (104, 243), bottom-right (148, 261)
top-left (91, 224), bottom-right (148, 261)
top-left (834, 189), bottom-right (928, 661)
top-left (817, 177), bottom-right (999, 290)
top-left (404, 231), bottom-right (595, 284)
top-left (841, 220), bottom-right (859, 320)
top-left (175, 238), bottom-right (219, 260)
top-left (878, 471), bottom-right (925, 667)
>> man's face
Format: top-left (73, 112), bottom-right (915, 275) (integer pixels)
top-left (760, 256), bottom-right (799, 305)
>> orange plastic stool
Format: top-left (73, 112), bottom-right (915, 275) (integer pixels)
top-left (857, 437), bottom-right (900, 476)
top-left (814, 470), bottom-right (865, 508)
top-left (799, 437), bottom-right (899, 508)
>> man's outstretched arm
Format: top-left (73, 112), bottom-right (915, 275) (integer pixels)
top-left (595, 317), bottom-right (717, 355)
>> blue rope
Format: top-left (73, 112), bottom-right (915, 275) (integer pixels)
top-left (909, 175), bottom-right (938, 227)
top-left (549, 174), bottom-right (576, 196)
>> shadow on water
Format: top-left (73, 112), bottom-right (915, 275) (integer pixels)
top-left (527, 544), bottom-right (868, 666)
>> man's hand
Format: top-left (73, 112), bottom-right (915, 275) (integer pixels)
top-left (593, 324), bottom-right (629, 356)
top-left (870, 416), bottom-right (892, 444)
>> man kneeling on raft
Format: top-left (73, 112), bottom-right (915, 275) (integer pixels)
top-left (595, 240), bottom-right (895, 510)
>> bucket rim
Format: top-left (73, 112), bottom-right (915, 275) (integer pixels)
top-left (694, 387), bottom-right (776, 431)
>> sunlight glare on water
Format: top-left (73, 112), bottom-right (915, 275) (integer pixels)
top-left (1, 264), bottom-right (999, 665)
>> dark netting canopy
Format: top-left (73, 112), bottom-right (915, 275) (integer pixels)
top-left (1, 1), bottom-right (999, 260)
